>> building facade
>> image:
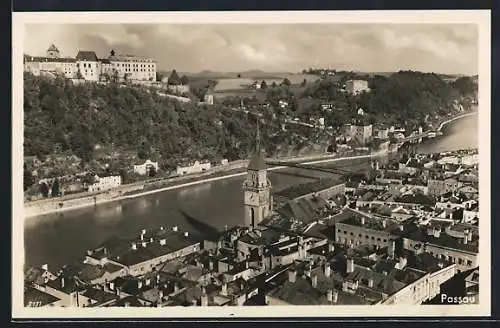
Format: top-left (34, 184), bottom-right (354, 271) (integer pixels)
top-left (87, 175), bottom-right (122, 192)
top-left (24, 45), bottom-right (156, 83)
top-left (176, 161), bottom-right (212, 176)
top-left (76, 51), bottom-right (100, 81)
top-left (349, 124), bottom-right (373, 146)
top-left (133, 160), bottom-right (159, 176)
top-left (24, 45), bottom-right (77, 79)
top-left (345, 80), bottom-right (370, 95)
top-left (107, 50), bottom-right (156, 82)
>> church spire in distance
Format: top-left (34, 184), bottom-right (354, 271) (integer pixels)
top-left (256, 119), bottom-right (261, 152)
top-left (247, 118), bottom-right (266, 171)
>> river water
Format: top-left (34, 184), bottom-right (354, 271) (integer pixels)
top-left (24, 114), bottom-right (478, 270)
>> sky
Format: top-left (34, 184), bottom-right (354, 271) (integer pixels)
top-left (23, 24), bottom-right (478, 75)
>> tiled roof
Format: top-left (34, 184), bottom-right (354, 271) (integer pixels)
top-left (405, 228), bottom-right (479, 253)
top-left (76, 51), bottom-right (99, 62)
top-left (275, 178), bottom-right (344, 200)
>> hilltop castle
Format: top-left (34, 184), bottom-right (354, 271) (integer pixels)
top-left (24, 44), bottom-right (157, 83)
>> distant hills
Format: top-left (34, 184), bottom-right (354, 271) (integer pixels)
top-left (157, 69), bottom-right (471, 81)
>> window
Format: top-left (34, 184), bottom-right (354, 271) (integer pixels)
top-left (377, 238), bottom-right (381, 242)
top-left (337, 229), bottom-right (341, 233)
top-left (383, 239), bottom-right (387, 243)
top-left (467, 260), bottom-right (473, 266)
top-left (358, 234), bottom-right (362, 237)
top-left (458, 258), bottom-right (463, 265)
top-left (365, 235), bottom-right (369, 239)
top-left (371, 236), bottom-right (375, 240)
top-left (350, 232), bottom-right (354, 236)
top-left (344, 231), bottom-right (347, 235)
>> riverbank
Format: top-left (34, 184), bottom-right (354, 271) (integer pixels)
top-left (437, 111), bottom-right (477, 132)
top-left (24, 151), bottom-right (377, 219)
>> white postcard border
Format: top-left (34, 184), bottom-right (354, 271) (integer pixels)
top-left (12, 9), bottom-right (491, 318)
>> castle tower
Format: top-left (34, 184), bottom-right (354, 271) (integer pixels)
top-left (46, 44), bottom-right (60, 58)
top-left (242, 121), bottom-right (272, 229)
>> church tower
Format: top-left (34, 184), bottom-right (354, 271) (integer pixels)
top-left (46, 44), bottom-right (60, 59)
top-left (242, 122), bottom-right (272, 229)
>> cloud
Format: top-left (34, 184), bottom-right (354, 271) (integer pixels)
top-left (23, 23), bottom-right (478, 75)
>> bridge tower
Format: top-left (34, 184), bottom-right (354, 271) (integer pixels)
top-left (242, 122), bottom-right (273, 229)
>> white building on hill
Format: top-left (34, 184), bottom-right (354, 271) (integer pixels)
top-left (133, 160), bottom-right (159, 175)
top-left (176, 161), bottom-right (212, 176)
top-left (87, 175), bottom-right (122, 192)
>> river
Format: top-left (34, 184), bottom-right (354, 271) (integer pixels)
top-left (23, 114), bottom-right (478, 270)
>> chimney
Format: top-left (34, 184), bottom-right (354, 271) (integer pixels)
top-left (191, 299), bottom-right (198, 306)
top-left (463, 235), bottom-right (468, 245)
top-left (142, 241), bottom-right (147, 248)
top-left (109, 282), bottom-right (115, 290)
top-left (160, 226), bottom-right (164, 230)
top-left (468, 231), bottom-right (473, 242)
top-left (184, 232), bottom-right (189, 237)
top-left (360, 216), bottom-right (365, 225)
top-left (156, 274), bottom-right (160, 284)
top-left (150, 237), bottom-right (154, 243)
top-left (311, 274), bottom-right (318, 288)
top-left (160, 239), bottom-right (166, 245)
top-left (116, 287), bottom-right (121, 296)
top-left (399, 224), bottom-right (404, 232)
top-left (146, 278), bottom-right (151, 286)
top-left (142, 229), bottom-right (146, 235)
top-left (60, 277), bottom-right (65, 289)
top-left (324, 263), bottom-right (331, 278)
top-left (433, 228), bottom-right (441, 238)
top-left (209, 260), bottom-right (214, 271)
top-left (173, 226), bottom-right (178, 232)
top-left (159, 289), bottom-right (164, 300)
top-left (288, 268), bottom-right (297, 283)
top-left (174, 283), bottom-right (180, 293)
top-left (131, 242), bottom-right (137, 250)
top-left (368, 278), bottom-right (374, 288)
top-left (346, 258), bottom-right (354, 273)
top-left (138, 280), bottom-right (143, 289)
top-left (328, 243), bottom-right (335, 253)
top-left (221, 283), bottom-right (228, 296)
top-left (245, 261), bottom-right (249, 269)
top-left (382, 220), bottom-right (387, 228)
top-left (41, 264), bottom-right (49, 271)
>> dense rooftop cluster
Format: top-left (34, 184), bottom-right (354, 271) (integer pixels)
top-left (25, 149), bottom-right (479, 307)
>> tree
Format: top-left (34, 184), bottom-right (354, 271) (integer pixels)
top-left (156, 72), bottom-right (164, 82)
top-left (300, 78), bottom-right (307, 87)
top-left (180, 75), bottom-right (189, 85)
top-left (148, 166), bottom-right (157, 177)
top-left (281, 78), bottom-right (292, 87)
top-left (40, 182), bottom-right (49, 198)
top-left (111, 69), bottom-right (119, 83)
top-left (23, 165), bottom-right (34, 191)
top-left (168, 70), bottom-right (181, 85)
top-left (260, 80), bottom-right (268, 90)
top-left (51, 179), bottom-right (60, 197)
top-left (271, 81), bottom-right (278, 88)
